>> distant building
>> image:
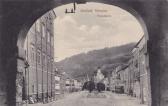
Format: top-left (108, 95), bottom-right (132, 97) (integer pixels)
top-left (133, 36), bottom-right (149, 103)
top-left (23, 10), bottom-right (56, 103)
top-left (54, 69), bottom-right (61, 95)
top-left (110, 36), bottom-right (149, 104)
top-left (94, 67), bottom-right (105, 83)
top-left (110, 66), bottom-right (119, 89)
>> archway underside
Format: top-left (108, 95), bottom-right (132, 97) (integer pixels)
top-left (0, 0), bottom-right (168, 106)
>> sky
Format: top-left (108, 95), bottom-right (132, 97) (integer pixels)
top-left (53, 2), bottom-right (144, 62)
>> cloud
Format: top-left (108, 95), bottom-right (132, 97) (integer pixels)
top-left (53, 3), bottom-right (143, 61)
top-left (79, 25), bottom-right (88, 31)
top-left (89, 25), bottom-right (100, 34)
top-left (57, 15), bottom-right (77, 25)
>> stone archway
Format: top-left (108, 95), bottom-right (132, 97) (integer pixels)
top-left (1, 0), bottom-right (168, 106)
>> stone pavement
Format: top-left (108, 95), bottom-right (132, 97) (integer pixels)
top-left (24, 91), bottom-right (147, 106)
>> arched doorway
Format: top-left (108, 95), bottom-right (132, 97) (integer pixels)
top-left (18, 1), bottom-right (150, 105)
top-left (22, 2), bottom-right (149, 105)
top-left (17, 1), bottom-right (150, 105)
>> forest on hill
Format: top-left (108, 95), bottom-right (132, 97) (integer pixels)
top-left (56, 43), bottom-right (135, 80)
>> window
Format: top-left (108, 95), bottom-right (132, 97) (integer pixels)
top-left (55, 84), bottom-right (60, 90)
top-left (47, 31), bottom-right (50, 42)
top-left (31, 45), bottom-right (35, 62)
top-left (48, 57), bottom-right (50, 71)
top-left (135, 60), bottom-right (138, 68)
top-left (25, 50), bottom-right (27, 60)
top-left (42, 24), bottom-right (45, 38)
top-left (42, 54), bottom-right (46, 65)
top-left (116, 74), bottom-right (120, 79)
top-left (37, 50), bottom-right (41, 64)
top-left (36, 20), bottom-right (40, 32)
top-left (32, 85), bottom-right (35, 93)
top-left (46, 56), bottom-right (49, 70)
top-left (66, 80), bottom-right (70, 85)
top-left (55, 76), bottom-right (60, 81)
top-left (38, 84), bottom-right (42, 92)
top-left (51, 36), bottom-right (54, 46)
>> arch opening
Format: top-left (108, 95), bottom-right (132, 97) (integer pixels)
top-left (17, 1), bottom-right (151, 106)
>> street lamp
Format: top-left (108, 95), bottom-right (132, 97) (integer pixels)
top-left (65, 0), bottom-right (86, 14)
top-left (65, 2), bottom-right (76, 14)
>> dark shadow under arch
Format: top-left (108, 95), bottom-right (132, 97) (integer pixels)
top-left (17, 0), bottom-right (149, 49)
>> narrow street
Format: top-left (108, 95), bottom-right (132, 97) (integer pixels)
top-left (25, 91), bottom-right (147, 106)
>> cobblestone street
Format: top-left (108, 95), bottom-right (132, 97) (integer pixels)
top-left (24, 91), bottom-right (147, 106)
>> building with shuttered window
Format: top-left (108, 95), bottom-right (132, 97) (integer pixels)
top-left (23, 10), bottom-right (56, 103)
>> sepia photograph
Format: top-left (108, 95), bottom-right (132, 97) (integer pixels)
top-left (0, 0), bottom-right (168, 106)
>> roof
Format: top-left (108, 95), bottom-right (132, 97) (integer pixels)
top-left (134, 36), bottom-right (145, 48)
